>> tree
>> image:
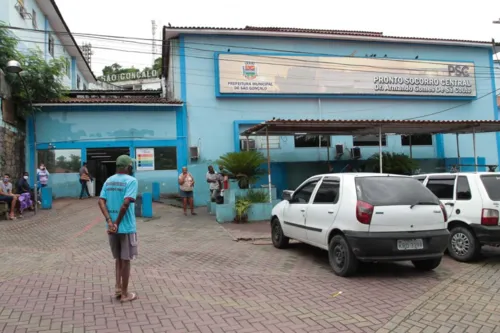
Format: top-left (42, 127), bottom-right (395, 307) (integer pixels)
top-left (103, 57), bottom-right (162, 79)
top-left (0, 22), bottom-right (67, 115)
top-left (101, 62), bottom-right (140, 77)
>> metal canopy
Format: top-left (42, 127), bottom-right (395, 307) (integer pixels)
top-left (240, 119), bottom-right (500, 136)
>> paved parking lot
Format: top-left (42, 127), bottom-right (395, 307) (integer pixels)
top-left (0, 199), bottom-right (499, 333)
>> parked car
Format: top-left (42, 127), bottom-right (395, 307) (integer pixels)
top-left (271, 173), bottom-right (449, 277)
top-left (413, 172), bottom-right (500, 262)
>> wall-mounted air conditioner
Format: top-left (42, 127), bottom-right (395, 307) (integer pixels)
top-left (189, 146), bottom-right (199, 160)
top-left (335, 144), bottom-right (344, 159)
top-left (351, 147), bottom-right (361, 160)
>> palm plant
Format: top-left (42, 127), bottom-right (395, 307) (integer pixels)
top-left (366, 152), bottom-right (419, 175)
top-left (216, 151), bottom-right (267, 189)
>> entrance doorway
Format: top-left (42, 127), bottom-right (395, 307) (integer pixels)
top-left (86, 147), bottom-right (130, 195)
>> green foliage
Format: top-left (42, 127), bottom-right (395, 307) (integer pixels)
top-left (1, 22), bottom-right (67, 115)
top-left (245, 189), bottom-right (268, 203)
top-left (365, 152), bottom-right (419, 175)
top-left (101, 57), bottom-right (161, 79)
top-left (235, 197), bottom-right (252, 223)
top-left (101, 63), bottom-right (140, 77)
top-left (216, 151), bottom-right (267, 189)
top-left (55, 154), bottom-right (81, 173)
top-left (143, 57), bottom-right (162, 73)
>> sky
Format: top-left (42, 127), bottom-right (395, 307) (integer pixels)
top-left (55, 0), bottom-right (500, 77)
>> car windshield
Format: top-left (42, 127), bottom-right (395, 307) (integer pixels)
top-left (480, 175), bottom-right (500, 201)
top-left (355, 176), bottom-right (440, 206)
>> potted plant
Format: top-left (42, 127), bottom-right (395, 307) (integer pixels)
top-left (234, 196), bottom-right (252, 223)
top-left (365, 152), bottom-right (419, 175)
top-left (217, 151), bottom-right (266, 189)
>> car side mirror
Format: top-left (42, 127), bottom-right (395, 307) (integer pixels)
top-left (282, 190), bottom-right (293, 201)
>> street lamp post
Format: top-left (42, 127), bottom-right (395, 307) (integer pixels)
top-left (5, 60), bottom-right (38, 214)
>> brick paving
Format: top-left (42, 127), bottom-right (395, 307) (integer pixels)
top-left (0, 199), bottom-right (498, 333)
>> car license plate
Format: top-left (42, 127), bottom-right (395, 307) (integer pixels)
top-left (397, 239), bottom-right (424, 250)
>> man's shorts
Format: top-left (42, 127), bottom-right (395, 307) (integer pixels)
top-left (0, 195), bottom-right (13, 207)
top-left (109, 233), bottom-right (138, 260)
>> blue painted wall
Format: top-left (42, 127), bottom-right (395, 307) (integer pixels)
top-left (175, 35), bottom-right (498, 168)
top-left (35, 106), bottom-right (177, 143)
top-left (25, 105), bottom-right (182, 198)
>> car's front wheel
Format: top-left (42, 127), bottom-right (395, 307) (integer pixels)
top-left (411, 257), bottom-right (442, 271)
top-left (448, 226), bottom-right (480, 262)
top-left (271, 218), bottom-right (289, 249)
top-left (328, 235), bottom-right (358, 277)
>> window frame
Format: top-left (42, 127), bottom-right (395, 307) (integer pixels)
top-left (294, 135), bottom-right (331, 148)
top-left (152, 146), bottom-right (177, 171)
top-left (456, 175), bottom-right (472, 201)
top-left (312, 176), bottom-right (341, 204)
top-left (48, 34), bottom-right (55, 57)
top-left (425, 175), bottom-right (457, 200)
top-left (353, 134), bottom-right (387, 147)
top-left (37, 149), bottom-right (82, 174)
top-left (401, 134), bottom-right (433, 146)
top-left (291, 177), bottom-right (321, 204)
top-left (32, 9), bottom-right (37, 29)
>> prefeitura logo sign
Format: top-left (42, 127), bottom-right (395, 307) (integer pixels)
top-left (242, 62), bottom-right (257, 80)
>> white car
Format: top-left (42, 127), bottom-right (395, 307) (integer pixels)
top-left (413, 172), bottom-right (500, 262)
top-left (271, 173), bottom-right (450, 277)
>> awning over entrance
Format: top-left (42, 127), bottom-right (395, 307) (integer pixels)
top-left (239, 119), bottom-right (500, 202)
top-left (240, 119), bottom-right (500, 136)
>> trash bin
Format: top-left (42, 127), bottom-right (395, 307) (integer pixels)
top-left (135, 194), bottom-right (142, 217)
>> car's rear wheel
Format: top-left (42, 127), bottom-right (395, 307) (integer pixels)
top-left (448, 226), bottom-right (480, 262)
top-left (411, 257), bottom-right (442, 271)
top-left (328, 235), bottom-right (358, 277)
top-left (271, 218), bottom-right (289, 249)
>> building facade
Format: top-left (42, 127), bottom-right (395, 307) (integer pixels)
top-left (161, 26), bottom-right (499, 204)
top-left (26, 90), bottom-right (182, 198)
top-left (23, 26), bottom-right (499, 204)
top-left (0, 0), bottom-right (96, 89)
top-left (1, 0), bottom-right (96, 178)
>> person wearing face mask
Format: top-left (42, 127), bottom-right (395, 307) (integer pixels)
top-left (15, 172), bottom-right (34, 213)
top-left (98, 155), bottom-right (139, 303)
top-left (0, 173), bottom-right (18, 220)
top-left (16, 172), bottom-right (31, 193)
top-left (37, 163), bottom-right (49, 204)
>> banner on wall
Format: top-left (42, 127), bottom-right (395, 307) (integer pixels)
top-left (136, 148), bottom-right (155, 171)
top-left (217, 54), bottom-right (477, 98)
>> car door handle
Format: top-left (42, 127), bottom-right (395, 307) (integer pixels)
top-left (300, 209), bottom-right (306, 212)
top-left (445, 203), bottom-right (455, 207)
top-left (327, 210), bottom-right (334, 214)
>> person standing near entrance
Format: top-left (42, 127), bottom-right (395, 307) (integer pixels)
top-left (178, 166), bottom-right (196, 216)
top-left (79, 162), bottom-right (91, 199)
top-left (36, 163), bottom-right (49, 204)
top-left (98, 155), bottom-right (138, 303)
top-left (206, 165), bottom-right (222, 202)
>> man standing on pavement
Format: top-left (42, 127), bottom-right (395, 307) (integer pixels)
top-left (206, 165), bottom-right (222, 202)
top-left (98, 155), bottom-right (138, 303)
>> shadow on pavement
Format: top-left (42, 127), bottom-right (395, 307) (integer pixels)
top-left (281, 241), bottom-right (479, 280)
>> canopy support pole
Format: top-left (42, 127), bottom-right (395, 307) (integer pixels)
top-left (456, 134), bottom-right (461, 171)
top-left (266, 126), bottom-right (272, 203)
top-left (409, 135), bottom-right (413, 159)
top-left (379, 126), bottom-right (383, 173)
top-left (473, 127), bottom-right (478, 172)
